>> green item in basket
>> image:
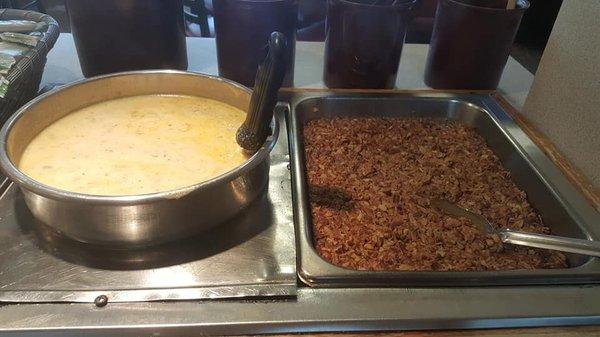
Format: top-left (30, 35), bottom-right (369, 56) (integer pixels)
top-left (0, 20), bottom-right (38, 33)
top-left (0, 54), bottom-right (16, 75)
top-left (0, 75), bottom-right (8, 98)
top-left (0, 41), bottom-right (29, 58)
top-left (0, 41), bottom-right (29, 75)
top-left (34, 21), bottom-right (48, 32)
top-left (0, 32), bottom-right (39, 47)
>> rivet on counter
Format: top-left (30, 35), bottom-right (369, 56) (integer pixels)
top-left (94, 295), bottom-right (108, 307)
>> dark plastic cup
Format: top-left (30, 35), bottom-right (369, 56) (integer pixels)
top-left (214, 0), bottom-right (298, 88)
top-left (323, 0), bottom-right (419, 89)
top-left (424, 0), bottom-right (529, 89)
top-left (66, 0), bottom-right (188, 77)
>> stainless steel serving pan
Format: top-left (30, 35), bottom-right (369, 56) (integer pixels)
top-left (287, 92), bottom-right (600, 286)
top-left (0, 70), bottom-right (279, 246)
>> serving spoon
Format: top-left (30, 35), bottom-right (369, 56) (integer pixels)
top-left (432, 199), bottom-right (600, 257)
top-left (236, 31), bottom-right (288, 153)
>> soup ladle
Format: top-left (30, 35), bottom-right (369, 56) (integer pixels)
top-left (236, 31), bottom-right (288, 153)
top-left (432, 199), bottom-right (600, 257)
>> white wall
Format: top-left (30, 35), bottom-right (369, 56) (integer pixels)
top-left (523, 0), bottom-right (600, 188)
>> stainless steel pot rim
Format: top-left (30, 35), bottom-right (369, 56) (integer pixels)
top-left (0, 70), bottom-right (279, 205)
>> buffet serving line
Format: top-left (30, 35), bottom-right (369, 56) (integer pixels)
top-left (0, 33), bottom-right (598, 337)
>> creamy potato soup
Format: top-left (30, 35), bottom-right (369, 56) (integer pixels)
top-left (19, 95), bottom-right (249, 196)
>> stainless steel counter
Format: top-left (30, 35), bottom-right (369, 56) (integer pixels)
top-left (1, 286), bottom-right (600, 336)
top-left (0, 93), bottom-right (599, 336)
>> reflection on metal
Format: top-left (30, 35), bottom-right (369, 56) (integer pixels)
top-left (0, 107), bottom-right (296, 304)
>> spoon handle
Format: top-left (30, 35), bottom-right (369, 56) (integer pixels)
top-left (237, 31), bottom-right (288, 153)
top-left (500, 230), bottom-right (600, 257)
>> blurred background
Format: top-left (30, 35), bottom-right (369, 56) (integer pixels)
top-left (1, 0), bottom-right (562, 73)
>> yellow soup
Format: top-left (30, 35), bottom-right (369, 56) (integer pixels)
top-left (19, 95), bottom-right (249, 196)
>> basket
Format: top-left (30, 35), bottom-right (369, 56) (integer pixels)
top-left (0, 8), bottom-right (59, 126)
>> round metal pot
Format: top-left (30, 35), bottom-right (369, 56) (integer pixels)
top-left (0, 70), bottom-right (279, 246)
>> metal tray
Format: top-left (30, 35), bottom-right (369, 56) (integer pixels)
top-left (288, 92), bottom-right (600, 287)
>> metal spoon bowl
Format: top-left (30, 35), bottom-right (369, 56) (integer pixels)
top-left (432, 199), bottom-right (600, 258)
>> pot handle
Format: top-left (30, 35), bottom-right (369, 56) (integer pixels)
top-left (236, 31), bottom-right (288, 153)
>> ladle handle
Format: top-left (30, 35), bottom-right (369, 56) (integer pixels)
top-left (236, 31), bottom-right (288, 152)
top-left (500, 230), bottom-right (600, 257)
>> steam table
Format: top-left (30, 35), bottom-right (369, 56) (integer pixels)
top-left (0, 34), bottom-right (597, 337)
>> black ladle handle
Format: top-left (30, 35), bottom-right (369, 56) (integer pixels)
top-left (236, 31), bottom-right (288, 153)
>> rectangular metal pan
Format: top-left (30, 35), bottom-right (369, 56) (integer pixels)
top-left (287, 92), bottom-right (600, 287)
